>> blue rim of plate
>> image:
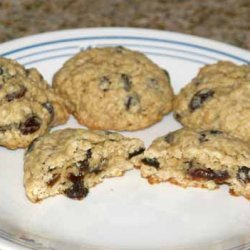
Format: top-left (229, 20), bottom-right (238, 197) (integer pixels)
top-left (0, 29), bottom-right (250, 250)
top-left (1, 35), bottom-right (249, 65)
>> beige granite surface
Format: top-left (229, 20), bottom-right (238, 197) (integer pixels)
top-left (0, 0), bottom-right (249, 50)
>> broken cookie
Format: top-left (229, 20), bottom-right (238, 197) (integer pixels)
top-left (24, 128), bottom-right (144, 202)
top-left (137, 128), bottom-right (250, 200)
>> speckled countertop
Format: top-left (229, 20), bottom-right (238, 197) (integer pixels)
top-left (0, 0), bottom-right (249, 50)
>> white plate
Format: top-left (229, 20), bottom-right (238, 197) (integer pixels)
top-left (0, 27), bottom-right (250, 250)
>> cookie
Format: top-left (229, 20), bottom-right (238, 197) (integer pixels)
top-left (137, 128), bottom-right (250, 200)
top-left (24, 128), bottom-right (144, 202)
top-left (0, 57), bottom-right (69, 149)
top-left (53, 47), bottom-right (174, 131)
top-left (174, 61), bottom-right (250, 142)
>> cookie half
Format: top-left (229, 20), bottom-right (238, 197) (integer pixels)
top-left (24, 128), bottom-right (144, 202)
top-left (137, 128), bottom-right (250, 200)
top-left (0, 57), bottom-right (69, 149)
top-left (174, 61), bottom-right (250, 142)
top-left (53, 47), bottom-right (174, 131)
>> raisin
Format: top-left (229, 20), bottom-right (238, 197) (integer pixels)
top-left (188, 168), bottom-right (215, 180)
top-left (86, 149), bottom-right (92, 159)
top-left (237, 166), bottom-right (250, 183)
top-left (189, 89), bottom-right (214, 111)
top-left (214, 171), bottom-right (230, 183)
top-left (124, 95), bottom-right (139, 110)
top-left (42, 102), bottom-right (54, 121)
top-left (6, 86), bottom-right (27, 102)
top-left (199, 132), bottom-right (209, 143)
top-left (209, 130), bottom-right (223, 135)
top-left (188, 168), bottom-right (229, 183)
top-left (199, 130), bottom-right (223, 143)
top-left (75, 149), bottom-right (92, 171)
top-left (141, 158), bottom-right (160, 168)
top-left (67, 173), bottom-right (85, 186)
top-left (90, 168), bottom-right (102, 174)
top-left (125, 96), bottom-right (132, 110)
top-left (99, 76), bottom-right (111, 91)
top-left (120, 74), bottom-right (131, 91)
top-left (163, 69), bottom-right (171, 82)
top-left (164, 132), bottom-right (175, 143)
top-left (65, 173), bottom-right (88, 200)
top-left (128, 147), bottom-right (145, 159)
top-left (174, 113), bottom-right (181, 121)
top-left (47, 173), bottom-right (61, 187)
top-left (19, 116), bottom-right (41, 135)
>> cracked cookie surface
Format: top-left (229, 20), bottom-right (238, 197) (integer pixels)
top-left (0, 57), bottom-right (69, 149)
top-left (174, 61), bottom-right (250, 142)
top-left (138, 128), bottom-right (250, 200)
top-left (53, 47), bottom-right (174, 131)
top-left (24, 128), bottom-right (144, 202)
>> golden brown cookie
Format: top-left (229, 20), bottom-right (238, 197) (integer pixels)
top-left (53, 47), bottom-right (174, 131)
top-left (0, 57), bottom-right (69, 149)
top-left (174, 61), bottom-right (250, 142)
